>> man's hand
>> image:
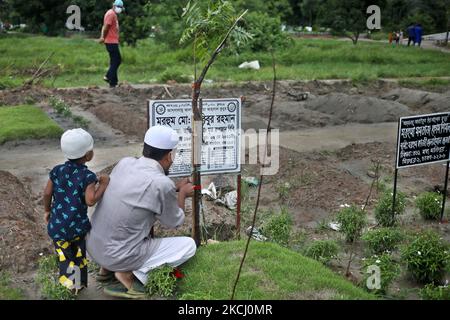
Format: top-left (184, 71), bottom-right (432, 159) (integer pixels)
top-left (179, 183), bottom-right (194, 198)
top-left (98, 174), bottom-right (110, 186)
top-left (98, 37), bottom-right (105, 44)
top-left (175, 178), bottom-right (191, 192)
top-left (44, 211), bottom-right (50, 224)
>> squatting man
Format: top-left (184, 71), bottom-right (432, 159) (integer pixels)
top-left (86, 125), bottom-right (197, 298)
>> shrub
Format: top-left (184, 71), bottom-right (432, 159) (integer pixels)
top-left (374, 189), bottom-right (406, 227)
top-left (419, 284), bottom-right (450, 300)
top-left (415, 192), bottom-right (442, 220)
top-left (145, 265), bottom-right (177, 297)
top-left (362, 253), bottom-right (401, 295)
top-left (402, 231), bottom-right (449, 284)
top-left (304, 240), bottom-right (339, 265)
top-left (362, 228), bottom-right (404, 254)
top-left (336, 205), bottom-right (367, 243)
top-left (362, 253), bottom-right (400, 295)
top-left (36, 255), bottom-right (75, 300)
top-left (261, 207), bottom-right (293, 247)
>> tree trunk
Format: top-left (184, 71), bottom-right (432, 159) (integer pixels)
top-left (352, 32), bottom-right (360, 45)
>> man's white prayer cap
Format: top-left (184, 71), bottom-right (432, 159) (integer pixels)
top-left (61, 128), bottom-right (94, 160)
top-left (144, 125), bottom-right (179, 150)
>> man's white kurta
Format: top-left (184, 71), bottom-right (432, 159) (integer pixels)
top-left (86, 156), bottom-right (185, 272)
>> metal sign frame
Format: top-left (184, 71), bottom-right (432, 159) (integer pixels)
top-left (393, 112), bottom-right (450, 222)
top-left (148, 98), bottom-right (242, 177)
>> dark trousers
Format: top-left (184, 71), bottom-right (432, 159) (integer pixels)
top-left (408, 36), bottom-right (415, 46)
top-left (54, 236), bottom-right (88, 289)
top-left (105, 43), bottom-right (121, 86)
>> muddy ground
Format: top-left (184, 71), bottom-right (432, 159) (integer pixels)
top-left (0, 79), bottom-right (449, 299)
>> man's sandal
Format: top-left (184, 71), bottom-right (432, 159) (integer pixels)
top-left (96, 271), bottom-right (115, 283)
top-left (103, 281), bottom-right (146, 299)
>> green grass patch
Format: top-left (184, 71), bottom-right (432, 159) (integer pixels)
top-left (0, 271), bottom-right (25, 300)
top-left (0, 105), bottom-right (63, 144)
top-left (179, 241), bottom-right (376, 300)
top-left (1, 34), bottom-right (449, 88)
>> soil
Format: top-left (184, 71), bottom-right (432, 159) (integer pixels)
top-left (1, 79), bottom-right (450, 299)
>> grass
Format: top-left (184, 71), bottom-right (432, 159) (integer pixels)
top-left (0, 105), bottom-right (63, 144)
top-left (1, 34), bottom-right (449, 88)
top-left (179, 241), bottom-right (376, 300)
top-left (0, 271), bottom-right (24, 300)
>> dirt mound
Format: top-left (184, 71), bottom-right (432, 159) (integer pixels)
top-left (423, 91), bottom-right (450, 114)
top-left (304, 93), bottom-right (411, 123)
top-left (381, 88), bottom-right (443, 110)
top-left (0, 171), bottom-right (51, 273)
top-left (0, 86), bottom-right (52, 106)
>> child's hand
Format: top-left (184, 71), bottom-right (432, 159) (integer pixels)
top-left (98, 175), bottom-right (110, 186)
top-left (44, 211), bottom-right (50, 224)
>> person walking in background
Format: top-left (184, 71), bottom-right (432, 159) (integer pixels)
top-left (414, 24), bottom-right (423, 47)
top-left (399, 31), bottom-right (404, 46)
top-left (395, 31), bottom-right (400, 46)
top-left (99, 0), bottom-right (125, 88)
top-left (407, 24), bottom-right (415, 46)
top-left (388, 31), bottom-right (393, 45)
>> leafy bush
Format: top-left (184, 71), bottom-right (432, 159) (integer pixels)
top-left (362, 253), bottom-right (401, 295)
top-left (336, 205), bottom-right (367, 243)
top-left (374, 189), bottom-right (406, 227)
top-left (261, 207), bottom-right (293, 247)
top-left (415, 192), bottom-right (442, 220)
top-left (145, 265), bottom-right (177, 297)
top-left (419, 284), bottom-right (450, 300)
top-left (304, 240), bottom-right (339, 265)
top-left (402, 231), bottom-right (449, 284)
top-left (36, 255), bottom-right (75, 300)
top-left (362, 228), bottom-right (404, 254)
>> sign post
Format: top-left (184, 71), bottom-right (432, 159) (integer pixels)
top-left (441, 161), bottom-right (450, 221)
top-left (394, 112), bottom-right (450, 222)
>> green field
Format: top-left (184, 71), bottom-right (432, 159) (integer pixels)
top-left (0, 34), bottom-right (449, 88)
top-left (0, 105), bottom-right (63, 144)
top-left (179, 241), bottom-right (376, 300)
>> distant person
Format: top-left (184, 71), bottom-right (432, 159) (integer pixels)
top-left (414, 24), bottom-right (423, 47)
top-left (399, 31), bottom-right (404, 45)
top-left (99, 0), bottom-right (125, 88)
top-left (388, 32), bottom-right (393, 45)
top-left (395, 31), bottom-right (400, 45)
top-left (43, 129), bottom-right (110, 294)
top-left (407, 24), bottom-right (415, 46)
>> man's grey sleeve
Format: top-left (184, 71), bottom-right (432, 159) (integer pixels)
top-left (156, 180), bottom-right (185, 228)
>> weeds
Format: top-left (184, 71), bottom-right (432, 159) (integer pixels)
top-left (145, 265), bottom-right (177, 297)
top-left (0, 271), bottom-right (24, 300)
top-left (36, 255), bottom-right (76, 300)
top-left (260, 207), bottom-right (293, 247)
top-left (49, 96), bottom-right (90, 128)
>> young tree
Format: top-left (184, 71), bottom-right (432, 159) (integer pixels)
top-left (320, 0), bottom-right (386, 45)
top-left (180, 0), bottom-right (251, 245)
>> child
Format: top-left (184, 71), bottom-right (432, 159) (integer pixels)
top-left (43, 128), bottom-right (109, 294)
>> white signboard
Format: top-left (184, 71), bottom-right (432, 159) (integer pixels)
top-left (148, 98), bottom-right (241, 177)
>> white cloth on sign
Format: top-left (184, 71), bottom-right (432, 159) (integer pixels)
top-left (132, 236), bottom-right (196, 284)
top-left (144, 125), bottom-right (179, 149)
